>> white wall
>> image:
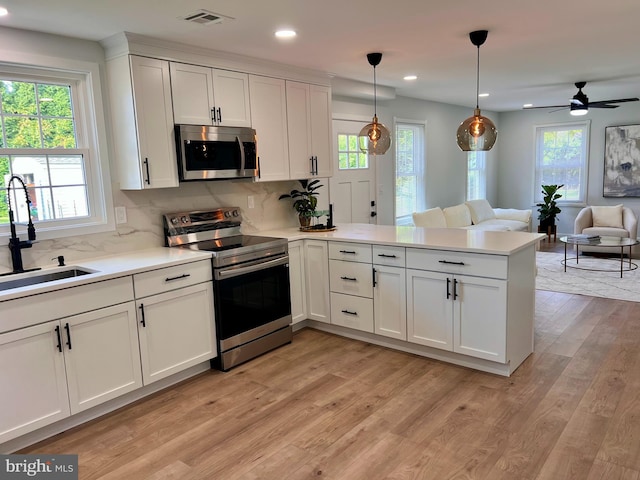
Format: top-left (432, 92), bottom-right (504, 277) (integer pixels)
top-left (332, 95), bottom-right (500, 225)
top-left (497, 103), bottom-right (640, 235)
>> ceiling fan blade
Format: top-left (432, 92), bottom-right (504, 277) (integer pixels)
top-left (589, 104), bottom-right (619, 109)
top-left (590, 98), bottom-right (639, 105)
top-left (523, 105), bottom-right (568, 110)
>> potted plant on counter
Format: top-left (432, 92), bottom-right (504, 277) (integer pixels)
top-left (536, 184), bottom-right (563, 231)
top-left (279, 179), bottom-right (324, 227)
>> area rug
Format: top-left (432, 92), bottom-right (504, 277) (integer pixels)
top-left (536, 251), bottom-right (640, 302)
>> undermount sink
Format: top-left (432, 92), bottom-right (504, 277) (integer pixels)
top-left (0, 267), bottom-right (95, 292)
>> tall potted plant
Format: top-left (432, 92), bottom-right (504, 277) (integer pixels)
top-left (536, 184), bottom-right (563, 229)
top-left (279, 179), bottom-right (323, 227)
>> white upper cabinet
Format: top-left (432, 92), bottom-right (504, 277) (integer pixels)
top-left (249, 75), bottom-right (290, 182)
top-left (287, 81), bottom-right (333, 179)
top-left (106, 55), bottom-right (178, 189)
top-left (170, 62), bottom-right (251, 127)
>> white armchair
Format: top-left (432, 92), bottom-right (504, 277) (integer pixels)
top-left (574, 205), bottom-right (638, 256)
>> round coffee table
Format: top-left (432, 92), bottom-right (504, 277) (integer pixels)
top-left (559, 235), bottom-right (639, 278)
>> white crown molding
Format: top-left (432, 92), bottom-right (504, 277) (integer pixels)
top-left (100, 32), bottom-right (333, 86)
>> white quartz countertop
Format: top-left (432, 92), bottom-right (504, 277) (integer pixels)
top-left (0, 247), bottom-right (212, 302)
top-left (256, 223), bottom-right (545, 255)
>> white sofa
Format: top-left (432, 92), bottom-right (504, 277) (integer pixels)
top-left (412, 199), bottom-right (532, 232)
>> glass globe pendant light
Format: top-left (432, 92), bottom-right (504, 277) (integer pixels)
top-left (456, 30), bottom-right (498, 151)
top-left (359, 52), bottom-right (391, 155)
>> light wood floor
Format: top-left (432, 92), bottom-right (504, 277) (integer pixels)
top-left (22, 262), bottom-right (640, 479)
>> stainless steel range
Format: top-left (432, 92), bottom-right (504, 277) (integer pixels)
top-left (163, 207), bottom-right (292, 371)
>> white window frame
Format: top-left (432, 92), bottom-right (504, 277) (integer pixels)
top-left (534, 121), bottom-right (590, 205)
top-left (394, 119), bottom-right (426, 225)
top-left (466, 151), bottom-right (487, 201)
top-left (0, 57), bottom-right (114, 241)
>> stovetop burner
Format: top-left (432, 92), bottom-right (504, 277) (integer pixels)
top-left (163, 208), bottom-right (288, 268)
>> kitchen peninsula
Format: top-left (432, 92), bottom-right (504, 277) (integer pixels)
top-left (257, 223), bottom-right (544, 377)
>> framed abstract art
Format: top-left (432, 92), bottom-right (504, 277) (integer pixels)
top-left (603, 124), bottom-right (640, 197)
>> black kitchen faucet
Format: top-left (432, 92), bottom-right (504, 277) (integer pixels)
top-left (6, 175), bottom-right (39, 274)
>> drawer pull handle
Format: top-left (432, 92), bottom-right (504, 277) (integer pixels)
top-left (439, 260), bottom-right (466, 266)
top-left (341, 309), bottom-right (358, 316)
top-left (64, 322), bottom-right (72, 350)
top-left (339, 250), bottom-right (356, 255)
top-left (139, 304), bottom-right (146, 327)
top-left (373, 267), bottom-right (377, 287)
top-left (340, 276), bottom-right (357, 281)
top-left (378, 254), bottom-right (397, 258)
top-left (54, 325), bottom-right (63, 353)
top-left (165, 273), bottom-right (191, 282)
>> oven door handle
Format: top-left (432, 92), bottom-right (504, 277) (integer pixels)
top-left (215, 255), bottom-right (289, 280)
top-left (237, 136), bottom-right (246, 177)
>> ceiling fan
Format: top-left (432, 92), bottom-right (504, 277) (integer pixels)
top-left (523, 82), bottom-right (639, 116)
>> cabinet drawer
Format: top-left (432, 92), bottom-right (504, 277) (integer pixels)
top-left (329, 242), bottom-right (372, 263)
top-left (373, 245), bottom-right (406, 267)
top-left (133, 260), bottom-right (212, 298)
top-left (330, 293), bottom-right (373, 333)
top-left (329, 260), bottom-right (373, 298)
top-left (406, 248), bottom-right (507, 279)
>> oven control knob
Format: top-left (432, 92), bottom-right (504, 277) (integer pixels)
top-left (232, 210), bottom-right (239, 217)
top-left (224, 211), bottom-right (231, 218)
top-left (171, 217), bottom-right (179, 225)
top-left (181, 216), bottom-right (189, 224)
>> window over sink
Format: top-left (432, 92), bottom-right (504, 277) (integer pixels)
top-left (0, 62), bottom-right (113, 240)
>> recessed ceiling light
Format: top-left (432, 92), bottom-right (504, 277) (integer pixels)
top-left (478, 93), bottom-right (490, 97)
top-left (523, 103), bottom-right (533, 108)
top-left (275, 30), bottom-right (296, 38)
top-left (404, 75), bottom-right (417, 81)
top-left (0, 7), bottom-right (8, 16)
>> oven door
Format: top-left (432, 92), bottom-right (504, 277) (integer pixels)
top-left (213, 255), bottom-right (291, 351)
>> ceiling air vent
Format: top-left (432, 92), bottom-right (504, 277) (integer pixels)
top-left (182, 10), bottom-right (233, 25)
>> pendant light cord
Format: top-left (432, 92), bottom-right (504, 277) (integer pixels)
top-left (373, 65), bottom-right (378, 116)
top-left (475, 45), bottom-right (480, 109)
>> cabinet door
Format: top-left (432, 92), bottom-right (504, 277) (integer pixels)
top-left (63, 303), bottom-right (143, 414)
top-left (288, 240), bottom-right (307, 324)
top-left (286, 81), bottom-right (313, 179)
top-left (454, 275), bottom-right (507, 362)
top-left (212, 69), bottom-right (252, 127)
top-left (373, 265), bottom-right (407, 340)
top-left (0, 321), bottom-right (70, 443)
top-left (130, 55), bottom-right (178, 188)
top-left (249, 75), bottom-right (290, 181)
top-left (304, 240), bottom-right (330, 323)
top-left (309, 84), bottom-right (333, 177)
top-left (137, 283), bottom-right (216, 384)
top-left (406, 269), bottom-right (453, 350)
top-left (170, 62), bottom-right (215, 125)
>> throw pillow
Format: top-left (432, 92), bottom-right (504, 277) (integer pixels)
top-left (443, 204), bottom-right (472, 228)
top-left (413, 207), bottom-right (447, 228)
top-left (465, 199), bottom-right (496, 224)
top-left (591, 204), bottom-right (623, 228)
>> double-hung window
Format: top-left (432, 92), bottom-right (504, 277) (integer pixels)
top-left (0, 64), bottom-right (112, 239)
top-left (534, 121), bottom-right (590, 204)
top-left (466, 151), bottom-right (486, 201)
top-left (395, 121), bottom-right (425, 225)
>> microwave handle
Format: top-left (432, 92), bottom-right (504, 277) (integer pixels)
top-left (237, 136), bottom-right (246, 176)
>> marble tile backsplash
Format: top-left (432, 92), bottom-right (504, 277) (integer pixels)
top-left (0, 179), bottom-right (309, 273)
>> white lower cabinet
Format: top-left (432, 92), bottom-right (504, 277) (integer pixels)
top-left (406, 269), bottom-right (507, 362)
top-left (373, 264), bottom-right (407, 340)
top-left (288, 240), bottom-right (307, 324)
top-left (330, 292), bottom-right (373, 332)
top-left (136, 282), bottom-right (216, 384)
top-left (0, 302), bottom-right (142, 444)
top-left (304, 240), bottom-right (330, 323)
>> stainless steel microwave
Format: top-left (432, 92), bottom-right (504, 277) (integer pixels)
top-left (175, 125), bottom-right (258, 181)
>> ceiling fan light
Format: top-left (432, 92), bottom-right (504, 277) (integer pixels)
top-left (359, 115), bottom-right (392, 155)
top-left (456, 108), bottom-right (497, 151)
top-left (570, 104), bottom-right (588, 116)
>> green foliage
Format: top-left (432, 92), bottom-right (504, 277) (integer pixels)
top-left (279, 179), bottom-right (323, 217)
top-left (536, 184), bottom-right (564, 224)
